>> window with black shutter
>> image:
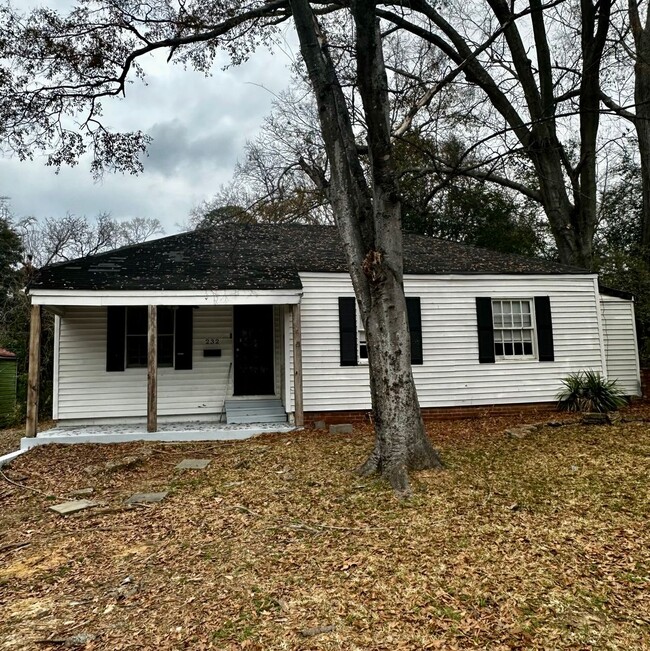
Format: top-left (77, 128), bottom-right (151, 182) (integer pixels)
top-left (475, 296), bottom-right (555, 363)
top-left (339, 297), bottom-right (423, 365)
top-left (106, 306), bottom-right (193, 371)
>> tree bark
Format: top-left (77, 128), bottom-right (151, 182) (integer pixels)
top-left (289, 0), bottom-right (442, 496)
top-left (630, 0), bottom-right (650, 256)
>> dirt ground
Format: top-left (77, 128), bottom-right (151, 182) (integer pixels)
top-left (1, 407), bottom-right (649, 650)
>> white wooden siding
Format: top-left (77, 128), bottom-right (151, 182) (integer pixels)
top-left (55, 273), bottom-right (618, 421)
top-left (298, 272), bottom-right (605, 411)
top-left (56, 305), bottom-right (285, 422)
top-left (600, 296), bottom-right (641, 395)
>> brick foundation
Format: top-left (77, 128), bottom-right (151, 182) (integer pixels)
top-left (304, 402), bottom-right (558, 427)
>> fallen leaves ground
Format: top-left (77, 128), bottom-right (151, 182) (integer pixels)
top-left (0, 421), bottom-right (54, 457)
top-left (1, 407), bottom-right (650, 650)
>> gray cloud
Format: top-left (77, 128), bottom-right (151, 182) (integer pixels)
top-left (0, 30), bottom-right (298, 234)
top-left (144, 118), bottom-right (240, 176)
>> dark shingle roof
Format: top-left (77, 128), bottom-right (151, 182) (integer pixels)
top-left (29, 224), bottom-right (587, 292)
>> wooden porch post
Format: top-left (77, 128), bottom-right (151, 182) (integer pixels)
top-left (147, 305), bottom-right (157, 433)
top-left (25, 304), bottom-right (41, 438)
top-left (291, 303), bottom-right (304, 427)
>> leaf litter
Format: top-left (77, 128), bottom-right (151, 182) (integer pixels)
top-left (1, 406), bottom-right (649, 649)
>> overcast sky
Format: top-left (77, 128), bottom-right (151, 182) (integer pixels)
top-left (1, 6), bottom-right (297, 235)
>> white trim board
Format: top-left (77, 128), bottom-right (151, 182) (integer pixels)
top-left (29, 289), bottom-right (303, 307)
top-left (0, 449), bottom-right (26, 467)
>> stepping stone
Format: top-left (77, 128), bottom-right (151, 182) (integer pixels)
top-left (69, 487), bottom-right (95, 497)
top-left (50, 499), bottom-right (98, 515)
top-left (85, 455), bottom-right (142, 476)
top-left (175, 458), bottom-right (211, 470)
top-left (329, 423), bottom-right (353, 434)
top-left (125, 491), bottom-right (168, 505)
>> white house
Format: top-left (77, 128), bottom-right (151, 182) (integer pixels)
top-left (24, 224), bottom-right (641, 436)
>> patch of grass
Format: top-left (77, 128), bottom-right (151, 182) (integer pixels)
top-left (212, 614), bottom-right (256, 642)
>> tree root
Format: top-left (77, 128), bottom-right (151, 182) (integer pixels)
top-left (356, 453), bottom-right (380, 477)
top-left (356, 431), bottom-right (443, 497)
top-left (408, 437), bottom-right (444, 471)
top-left (385, 463), bottom-right (412, 499)
top-left (356, 442), bottom-right (381, 477)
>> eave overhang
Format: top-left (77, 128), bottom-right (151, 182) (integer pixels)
top-left (28, 288), bottom-right (303, 307)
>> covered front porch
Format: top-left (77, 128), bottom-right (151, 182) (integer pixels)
top-left (20, 418), bottom-right (296, 450)
top-left (24, 288), bottom-right (305, 442)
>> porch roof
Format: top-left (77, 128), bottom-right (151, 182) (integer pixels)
top-left (29, 223), bottom-right (587, 294)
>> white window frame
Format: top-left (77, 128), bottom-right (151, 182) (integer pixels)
top-left (492, 299), bottom-right (537, 361)
top-left (125, 306), bottom-right (176, 369)
top-left (357, 309), bottom-right (369, 365)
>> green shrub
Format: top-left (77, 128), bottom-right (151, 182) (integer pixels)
top-left (556, 370), bottom-right (627, 413)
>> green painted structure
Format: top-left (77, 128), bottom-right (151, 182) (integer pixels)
top-left (0, 348), bottom-right (17, 425)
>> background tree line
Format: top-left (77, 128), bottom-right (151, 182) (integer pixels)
top-left (0, 198), bottom-right (163, 425)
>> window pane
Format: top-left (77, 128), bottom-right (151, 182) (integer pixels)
top-left (492, 300), bottom-right (535, 357)
top-left (359, 343), bottom-right (368, 359)
top-left (158, 334), bottom-right (174, 366)
top-left (126, 334), bottom-right (147, 367)
top-left (158, 307), bottom-right (175, 335)
top-left (127, 307), bottom-right (148, 335)
top-left (493, 301), bottom-right (502, 327)
top-left (503, 304), bottom-right (513, 327)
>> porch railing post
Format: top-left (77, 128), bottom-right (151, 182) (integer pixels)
top-left (292, 303), bottom-right (304, 427)
top-left (147, 305), bottom-right (158, 433)
top-left (25, 304), bottom-right (41, 438)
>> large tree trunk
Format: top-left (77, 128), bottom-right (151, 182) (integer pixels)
top-left (631, 0), bottom-right (650, 256)
top-left (289, 0), bottom-right (442, 495)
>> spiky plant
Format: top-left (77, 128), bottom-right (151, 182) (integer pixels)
top-left (556, 370), bottom-right (627, 413)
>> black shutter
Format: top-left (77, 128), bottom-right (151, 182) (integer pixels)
top-left (476, 297), bottom-right (495, 364)
top-left (406, 297), bottom-right (423, 365)
top-left (174, 306), bottom-right (193, 370)
top-left (339, 297), bottom-right (358, 366)
top-left (106, 306), bottom-right (125, 372)
top-left (534, 296), bottom-right (555, 361)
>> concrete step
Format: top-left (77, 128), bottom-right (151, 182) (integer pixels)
top-left (226, 414), bottom-right (289, 424)
top-left (225, 399), bottom-right (287, 425)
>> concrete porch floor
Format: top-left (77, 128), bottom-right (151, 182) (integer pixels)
top-left (20, 421), bottom-right (297, 450)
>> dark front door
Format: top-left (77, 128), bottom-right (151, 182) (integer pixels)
top-left (233, 305), bottom-right (275, 396)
